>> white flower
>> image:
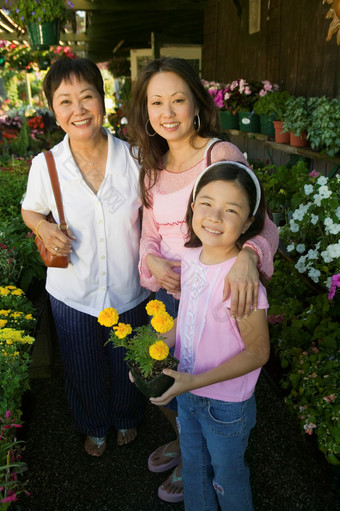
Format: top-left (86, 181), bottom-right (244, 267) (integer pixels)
top-left (313, 194), bottom-right (322, 207)
top-left (304, 184), bottom-right (313, 195)
top-left (293, 209), bottom-right (305, 221)
top-left (330, 224), bottom-right (340, 235)
top-left (317, 176), bottom-right (328, 186)
top-left (321, 250), bottom-right (333, 263)
top-left (318, 185), bottom-right (331, 199)
top-left (310, 214), bottom-right (319, 225)
top-left (289, 220), bottom-right (300, 233)
top-left (296, 244), bottom-right (305, 253)
top-left (295, 255), bottom-right (307, 273)
top-left (325, 277), bottom-right (332, 289)
top-left (308, 268), bottom-right (320, 283)
top-left (336, 207), bottom-right (340, 220)
top-left (324, 217), bottom-right (333, 227)
top-left (287, 243), bottom-right (295, 253)
top-left (307, 249), bottom-right (318, 260)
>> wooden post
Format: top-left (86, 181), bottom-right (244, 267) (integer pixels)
top-left (25, 71), bottom-right (32, 105)
top-left (151, 32), bottom-right (160, 59)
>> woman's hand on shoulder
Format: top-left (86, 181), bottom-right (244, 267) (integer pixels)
top-left (223, 247), bottom-right (259, 320)
top-left (145, 253), bottom-right (181, 292)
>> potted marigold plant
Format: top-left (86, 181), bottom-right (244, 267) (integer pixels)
top-left (98, 300), bottom-right (178, 398)
top-left (8, 0), bottom-right (74, 50)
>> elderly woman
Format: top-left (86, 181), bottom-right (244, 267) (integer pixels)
top-left (21, 58), bottom-right (149, 456)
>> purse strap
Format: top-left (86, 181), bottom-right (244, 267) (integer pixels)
top-left (205, 139), bottom-right (222, 166)
top-left (43, 151), bottom-right (68, 233)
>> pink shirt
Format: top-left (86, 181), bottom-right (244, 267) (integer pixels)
top-left (139, 139), bottom-right (279, 292)
top-left (175, 247), bottom-right (269, 402)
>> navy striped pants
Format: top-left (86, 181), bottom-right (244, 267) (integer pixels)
top-left (49, 295), bottom-right (148, 437)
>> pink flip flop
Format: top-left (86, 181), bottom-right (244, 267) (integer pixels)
top-left (158, 466), bottom-right (184, 503)
top-left (148, 441), bottom-right (181, 473)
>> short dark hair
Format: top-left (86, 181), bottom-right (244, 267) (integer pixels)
top-left (43, 58), bottom-right (105, 113)
top-left (185, 162), bottom-right (267, 248)
top-left (127, 57), bottom-right (220, 207)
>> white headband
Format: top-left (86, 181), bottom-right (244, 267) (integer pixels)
top-left (192, 161), bottom-right (261, 217)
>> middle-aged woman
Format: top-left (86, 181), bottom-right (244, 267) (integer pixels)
top-left (21, 58), bottom-right (150, 457)
top-left (128, 57), bottom-right (279, 503)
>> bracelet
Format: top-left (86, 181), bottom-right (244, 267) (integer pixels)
top-left (35, 219), bottom-right (46, 240)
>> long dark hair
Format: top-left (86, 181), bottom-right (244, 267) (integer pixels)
top-left (127, 57), bottom-right (220, 207)
top-left (185, 162), bottom-right (267, 248)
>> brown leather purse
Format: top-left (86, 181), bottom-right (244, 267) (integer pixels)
top-left (35, 151), bottom-right (70, 268)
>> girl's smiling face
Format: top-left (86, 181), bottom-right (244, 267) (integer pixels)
top-left (192, 180), bottom-right (254, 262)
top-left (146, 71), bottom-right (198, 143)
top-left (52, 75), bottom-right (104, 141)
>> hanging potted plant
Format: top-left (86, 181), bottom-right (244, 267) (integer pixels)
top-left (282, 96), bottom-right (310, 147)
top-left (98, 300), bottom-right (178, 398)
top-left (8, 0), bottom-right (73, 50)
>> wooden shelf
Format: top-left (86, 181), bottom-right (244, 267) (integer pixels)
top-left (224, 129), bottom-right (340, 166)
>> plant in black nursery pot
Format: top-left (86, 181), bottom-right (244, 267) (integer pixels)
top-left (98, 300), bottom-right (178, 398)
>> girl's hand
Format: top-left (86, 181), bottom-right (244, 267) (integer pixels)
top-left (223, 247), bottom-right (259, 320)
top-left (128, 371), bottom-right (135, 383)
top-left (150, 369), bottom-right (194, 406)
top-left (146, 254), bottom-right (181, 292)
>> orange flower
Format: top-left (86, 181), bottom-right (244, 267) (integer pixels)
top-left (113, 322), bottom-right (132, 339)
top-left (145, 299), bottom-right (166, 316)
top-left (149, 340), bottom-right (169, 361)
top-left (98, 307), bottom-right (118, 327)
top-left (151, 312), bottom-right (174, 334)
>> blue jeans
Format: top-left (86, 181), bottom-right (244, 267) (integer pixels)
top-left (177, 392), bottom-right (256, 511)
top-left (156, 289), bottom-right (179, 411)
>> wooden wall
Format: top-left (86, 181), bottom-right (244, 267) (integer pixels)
top-left (203, 0), bottom-right (340, 98)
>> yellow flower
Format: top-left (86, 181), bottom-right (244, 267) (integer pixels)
top-left (11, 288), bottom-right (24, 296)
top-left (22, 335), bottom-right (34, 344)
top-left (25, 314), bottom-right (34, 320)
top-left (0, 319), bottom-right (7, 328)
top-left (6, 286), bottom-right (17, 290)
top-left (0, 310), bottom-right (10, 316)
top-left (145, 300), bottom-right (166, 316)
top-left (11, 312), bottom-right (23, 319)
top-left (149, 340), bottom-right (169, 361)
top-left (98, 307), bottom-right (119, 327)
top-left (113, 322), bottom-right (132, 339)
top-left (0, 287), bottom-right (10, 296)
top-left (151, 312), bottom-right (174, 334)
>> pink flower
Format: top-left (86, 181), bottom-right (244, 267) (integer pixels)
top-left (304, 422), bottom-right (316, 435)
top-left (259, 89), bottom-right (266, 97)
top-left (328, 273), bottom-right (340, 300)
top-left (309, 169), bottom-right (320, 178)
top-left (323, 394), bottom-right (336, 403)
top-left (268, 313), bottom-right (283, 324)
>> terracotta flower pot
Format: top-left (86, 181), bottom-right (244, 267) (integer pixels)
top-left (289, 131), bottom-right (308, 148)
top-left (273, 121), bottom-right (290, 144)
top-left (127, 354), bottom-right (179, 398)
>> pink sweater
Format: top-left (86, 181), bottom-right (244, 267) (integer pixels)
top-left (139, 139), bottom-right (279, 292)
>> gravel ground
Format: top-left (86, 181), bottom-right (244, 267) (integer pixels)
top-left (12, 321), bottom-right (339, 511)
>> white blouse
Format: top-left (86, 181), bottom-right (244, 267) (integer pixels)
top-left (22, 129), bottom-right (149, 317)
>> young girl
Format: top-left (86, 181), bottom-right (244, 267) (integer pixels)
top-left (150, 161), bottom-right (270, 511)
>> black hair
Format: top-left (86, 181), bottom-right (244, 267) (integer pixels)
top-left (43, 58), bottom-right (105, 113)
top-left (185, 162), bottom-right (267, 248)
